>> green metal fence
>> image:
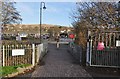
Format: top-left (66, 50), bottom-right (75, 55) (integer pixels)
top-left (89, 31), bottom-right (120, 68)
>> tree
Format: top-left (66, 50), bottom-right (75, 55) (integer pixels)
top-left (71, 2), bottom-right (120, 66)
top-left (72, 2), bottom-right (120, 46)
top-left (1, 1), bottom-right (22, 28)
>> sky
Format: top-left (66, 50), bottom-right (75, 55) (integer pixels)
top-left (15, 2), bottom-right (77, 27)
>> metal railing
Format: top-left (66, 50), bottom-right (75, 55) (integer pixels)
top-left (36, 43), bottom-right (48, 63)
top-left (90, 48), bottom-right (120, 67)
top-left (1, 41), bottom-right (48, 67)
top-left (2, 44), bottom-right (33, 66)
top-left (88, 31), bottom-right (120, 68)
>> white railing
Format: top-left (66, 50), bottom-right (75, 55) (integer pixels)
top-left (2, 44), bottom-right (34, 66)
top-left (2, 41), bottom-right (48, 67)
top-left (36, 41), bottom-right (48, 63)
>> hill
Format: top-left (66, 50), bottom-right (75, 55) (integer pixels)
top-left (3, 24), bottom-right (73, 34)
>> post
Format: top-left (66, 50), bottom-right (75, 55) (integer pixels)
top-left (40, 2), bottom-right (46, 44)
top-left (86, 30), bottom-right (91, 65)
top-left (40, 3), bottom-right (42, 44)
top-left (3, 45), bottom-right (5, 66)
top-left (89, 39), bottom-right (93, 66)
top-left (32, 44), bottom-right (35, 66)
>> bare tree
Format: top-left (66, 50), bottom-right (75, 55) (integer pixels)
top-left (1, 1), bottom-right (22, 28)
top-left (72, 2), bottom-right (120, 46)
top-left (71, 2), bottom-right (120, 65)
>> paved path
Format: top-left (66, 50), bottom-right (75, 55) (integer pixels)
top-left (31, 44), bottom-right (91, 77)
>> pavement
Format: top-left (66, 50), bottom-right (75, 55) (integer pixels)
top-left (11, 43), bottom-right (120, 79)
top-left (32, 44), bottom-right (91, 77)
top-left (14, 43), bottom-right (92, 78)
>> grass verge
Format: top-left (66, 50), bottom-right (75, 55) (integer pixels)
top-left (0, 64), bottom-right (31, 77)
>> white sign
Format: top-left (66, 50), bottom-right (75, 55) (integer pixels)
top-left (12, 49), bottom-right (25, 56)
top-left (116, 40), bottom-right (120, 46)
top-left (16, 36), bottom-right (21, 41)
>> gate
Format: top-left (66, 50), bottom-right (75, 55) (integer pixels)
top-left (87, 31), bottom-right (120, 68)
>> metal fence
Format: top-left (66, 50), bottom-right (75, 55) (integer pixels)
top-left (91, 49), bottom-right (120, 67)
top-left (36, 41), bottom-right (48, 63)
top-left (1, 41), bottom-right (48, 67)
top-left (68, 42), bottom-right (82, 64)
top-left (2, 44), bottom-right (34, 66)
top-left (88, 31), bottom-right (120, 68)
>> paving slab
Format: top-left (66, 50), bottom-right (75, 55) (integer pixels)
top-left (32, 44), bottom-right (91, 77)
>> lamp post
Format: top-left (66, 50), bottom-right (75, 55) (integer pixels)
top-left (40, 2), bottom-right (46, 43)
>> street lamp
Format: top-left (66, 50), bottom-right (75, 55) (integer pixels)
top-left (40, 2), bottom-right (46, 43)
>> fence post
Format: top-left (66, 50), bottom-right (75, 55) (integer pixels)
top-left (3, 45), bottom-right (5, 66)
top-left (89, 39), bottom-right (93, 66)
top-left (86, 41), bottom-right (90, 65)
top-left (32, 44), bottom-right (35, 66)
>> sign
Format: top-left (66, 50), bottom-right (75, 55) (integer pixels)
top-left (19, 33), bottom-right (28, 37)
top-left (12, 49), bottom-right (25, 56)
top-left (116, 40), bottom-right (120, 46)
top-left (16, 36), bottom-right (21, 41)
top-left (69, 34), bottom-right (75, 39)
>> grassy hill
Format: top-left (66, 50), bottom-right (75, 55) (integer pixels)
top-left (3, 24), bottom-right (73, 34)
